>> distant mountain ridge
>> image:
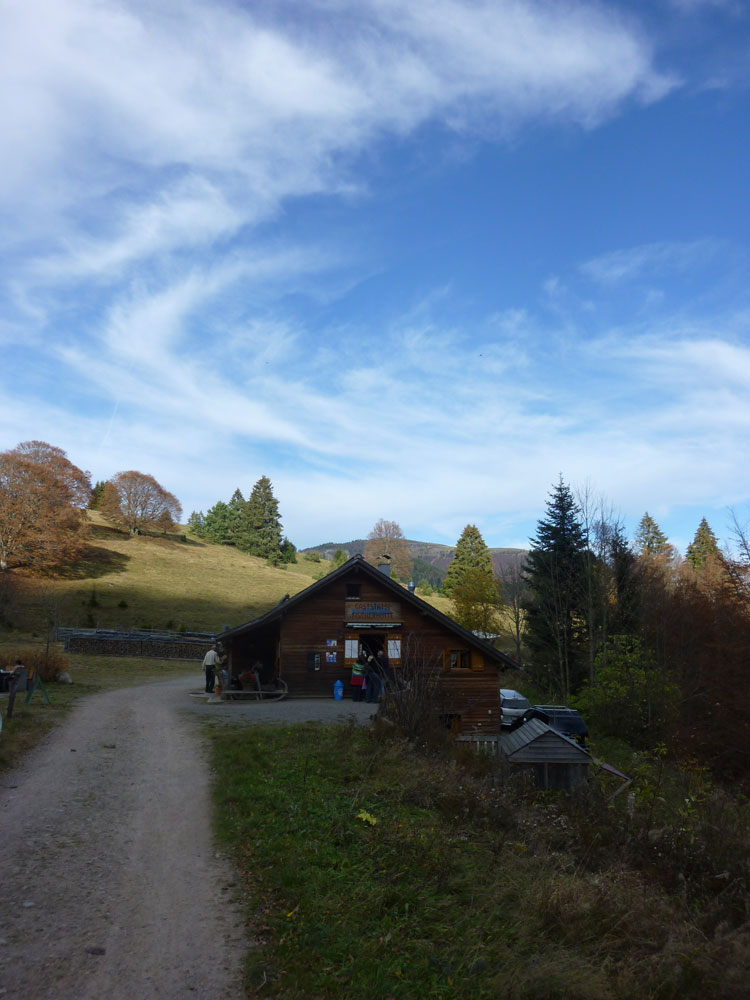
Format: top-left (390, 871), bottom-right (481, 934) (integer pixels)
top-left (302, 539), bottom-right (528, 581)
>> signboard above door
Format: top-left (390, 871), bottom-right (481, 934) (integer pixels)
top-left (345, 600), bottom-right (401, 624)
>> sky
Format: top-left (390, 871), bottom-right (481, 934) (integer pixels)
top-left (1, 0), bottom-right (749, 554)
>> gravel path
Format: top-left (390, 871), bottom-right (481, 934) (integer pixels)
top-left (0, 676), bottom-right (370, 999)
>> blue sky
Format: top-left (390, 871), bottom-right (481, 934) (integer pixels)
top-left (1, 0), bottom-right (749, 553)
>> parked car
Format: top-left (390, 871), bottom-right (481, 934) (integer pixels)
top-left (500, 688), bottom-right (531, 728)
top-left (518, 705), bottom-right (589, 746)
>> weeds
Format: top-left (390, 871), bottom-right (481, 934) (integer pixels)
top-left (211, 723), bottom-right (750, 999)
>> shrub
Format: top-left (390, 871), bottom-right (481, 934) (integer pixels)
top-left (1, 646), bottom-right (69, 682)
top-left (304, 550), bottom-right (321, 562)
top-left (574, 635), bottom-right (679, 747)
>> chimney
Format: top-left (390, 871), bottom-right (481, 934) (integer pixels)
top-left (378, 553), bottom-right (391, 577)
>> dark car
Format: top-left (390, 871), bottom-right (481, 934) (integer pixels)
top-left (516, 705), bottom-right (589, 746)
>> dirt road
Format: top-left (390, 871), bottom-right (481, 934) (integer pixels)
top-left (0, 677), bottom-right (247, 1000)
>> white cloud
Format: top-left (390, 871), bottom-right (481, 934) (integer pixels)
top-left (580, 240), bottom-right (722, 285)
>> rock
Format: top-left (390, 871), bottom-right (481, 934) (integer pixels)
top-left (57, 672), bottom-right (73, 684)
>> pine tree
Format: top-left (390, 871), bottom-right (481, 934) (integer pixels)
top-left (201, 500), bottom-right (234, 544)
top-left (227, 488), bottom-right (250, 549)
top-left (187, 510), bottom-right (205, 536)
top-left (686, 517), bottom-right (720, 569)
top-left (634, 512), bottom-right (669, 555)
top-left (245, 476), bottom-right (283, 559)
top-left (442, 524), bottom-right (494, 597)
top-left (523, 477), bottom-right (587, 699)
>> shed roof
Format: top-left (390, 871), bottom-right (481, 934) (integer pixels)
top-left (501, 718), bottom-right (591, 764)
top-left (219, 554), bottom-right (516, 669)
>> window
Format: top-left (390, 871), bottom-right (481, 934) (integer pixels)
top-left (346, 583), bottom-right (361, 599)
top-left (387, 638), bottom-right (401, 661)
top-left (447, 649), bottom-right (471, 670)
top-left (345, 638), bottom-right (359, 661)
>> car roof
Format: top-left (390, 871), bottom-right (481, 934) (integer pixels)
top-left (500, 689), bottom-right (528, 699)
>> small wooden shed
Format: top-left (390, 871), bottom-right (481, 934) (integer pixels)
top-left (500, 717), bottom-right (591, 791)
top-left (218, 554), bottom-right (516, 733)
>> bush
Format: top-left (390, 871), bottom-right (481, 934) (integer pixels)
top-left (574, 635), bottom-right (679, 747)
top-left (1, 646), bottom-right (69, 682)
top-left (304, 550), bottom-right (321, 562)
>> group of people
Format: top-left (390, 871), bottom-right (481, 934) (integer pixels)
top-left (349, 647), bottom-right (392, 703)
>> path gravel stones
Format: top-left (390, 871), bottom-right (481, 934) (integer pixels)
top-left (0, 676), bottom-right (370, 999)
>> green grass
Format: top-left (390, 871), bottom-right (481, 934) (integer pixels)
top-left (210, 723), bottom-right (750, 1000)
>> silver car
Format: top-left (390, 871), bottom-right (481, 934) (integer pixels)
top-left (500, 688), bottom-right (531, 728)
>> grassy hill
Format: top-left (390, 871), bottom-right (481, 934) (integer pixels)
top-left (1, 513), bottom-right (458, 639)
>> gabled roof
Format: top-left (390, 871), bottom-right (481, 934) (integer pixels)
top-left (501, 718), bottom-right (591, 764)
top-left (219, 554), bottom-right (515, 668)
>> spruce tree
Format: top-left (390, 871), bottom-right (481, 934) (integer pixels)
top-left (443, 524), bottom-right (494, 597)
top-left (201, 500), bottom-right (233, 544)
top-left (187, 510), bottom-right (205, 536)
top-left (686, 517), bottom-right (720, 569)
top-left (523, 477), bottom-right (587, 699)
top-left (245, 476), bottom-right (283, 559)
top-left (227, 488), bottom-right (250, 549)
top-left (634, 512), bottom-right (669, 555)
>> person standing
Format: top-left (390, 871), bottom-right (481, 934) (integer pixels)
top-left (202, 644), bottom-right (221, 693)
top-left (350, 651), bottom-right (367, 702)
top-left (364, 654), bottom-right (381, 704)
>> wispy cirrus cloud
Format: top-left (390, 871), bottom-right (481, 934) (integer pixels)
top-left (579, 239), bottom-right (723, 285)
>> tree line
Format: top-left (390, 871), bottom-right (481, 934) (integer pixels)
top-left (187, 478), bottom-right (296, 566)
top-left (437, 476), bottom-right (750, 779)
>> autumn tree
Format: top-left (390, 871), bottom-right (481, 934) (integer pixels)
top-left (101, 471), bottom-right (182, 535)
top-left (0, 440), bottom-right (91, 571)
top-left (686, 517), bottom-right (720, 569)
top-left (451, 567), bottom-right (504, 636)
top-left (443, 524), bottom-right (494, 597)
top-left (364, 519), bottom-right (412, 581)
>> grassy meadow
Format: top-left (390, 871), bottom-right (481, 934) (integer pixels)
top-left (2, 512), bottom-right (458, 638)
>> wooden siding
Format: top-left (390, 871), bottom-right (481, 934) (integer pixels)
top-left (226, 569), bottom-right (502, 733)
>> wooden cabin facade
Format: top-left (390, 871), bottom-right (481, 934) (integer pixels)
top-left (219, 555), bottom-right (515, 733)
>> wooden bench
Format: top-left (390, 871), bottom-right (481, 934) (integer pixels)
top-left (220, 677), bottom-right (288, 702)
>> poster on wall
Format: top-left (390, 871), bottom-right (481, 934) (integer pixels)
top-left (326, 652), bottom-right (337, 663)
top-left (326, 639), bottom-right (337, 647)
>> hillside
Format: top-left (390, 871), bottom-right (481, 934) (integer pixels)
top-left (302, 538), bottom-right (528, 582)
top-left (1, 513), bottom-right (458, 638)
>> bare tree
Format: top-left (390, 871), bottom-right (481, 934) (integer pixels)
top-left (498, 552), bottom-right (528, 664)
top-left (363, 518), bottom-right (411, 580)
top-left (379, 633), bottom-right (444, 739)
top-left (101, 471), bottom-right (182, 535)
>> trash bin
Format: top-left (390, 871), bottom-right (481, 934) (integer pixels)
top-left (333, 679), bottom-right (343, 700)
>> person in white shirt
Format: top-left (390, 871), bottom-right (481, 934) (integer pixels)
top-left (202, 645), bottom-right (221, 693)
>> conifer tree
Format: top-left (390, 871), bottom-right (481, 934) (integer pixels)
top-left (442, 524), bottom-right (494, 597)
top-left (523, 477), bottom-right (587, 699)
top-left (227, 488), bottom-right (250, 549)
top-left (634, 512), bottom-right (669, 555)
top-left (201, 500), bottom-right (234, 544)
top-left (686, 517), bottom-right (720, 569)
top-left (187, 510), bottom-right (205, 536)
top-left (245, 476), bottom-right (283, 559)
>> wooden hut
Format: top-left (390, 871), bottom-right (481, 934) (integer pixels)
top-left (219, 554), bottom-right (515, 733)
top-left (500, 717), bottom-right (591, 791)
